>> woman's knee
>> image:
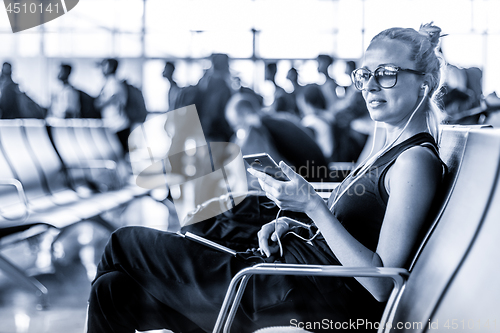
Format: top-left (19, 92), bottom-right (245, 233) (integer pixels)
top-left (109, 226), bottom-right (161, 247)
top-left (110, 225), bottom-right (137, 241)
top-left (102, 226), bottom-right (148, 257)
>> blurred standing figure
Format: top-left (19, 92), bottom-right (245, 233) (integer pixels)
top-left (265, 62), bottom-right (286, 101)
top-left (265, 62), bottom-right (296, 116)
top-left (49, 64), bottom-right (81, 119)
top-left (0, 62), bottom-right (21, 119)
top-left (95, 58), bottom-right (130, 154)
top-left (316, 54), bottom-right (340, 112)
top-left (162, 61), bottom-right (181, 111)
top-left (286, 67), bottom-right (303, 117)
top-left (300, 84), bottom-right (334, 162)
top-left (286, 67), bottom-right (303, 96)
top-left (196, 53), bottom-right (234, 142)
top-left (0, 62), bottom-right (45, 119)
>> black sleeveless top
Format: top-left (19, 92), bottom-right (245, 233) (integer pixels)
top-left (273, 132), bottom-right (445, 327)
top-left (327, 132), bottom-right (442, 253)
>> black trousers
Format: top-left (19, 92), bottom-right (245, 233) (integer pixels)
top-left (87, 226), bottom-right (383, 333)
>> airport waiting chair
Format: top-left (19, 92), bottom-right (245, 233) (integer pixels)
top-left (47, 119), bottom-right (150, 200)
top-left (77, 120), bottom-right (150, 198)
top-left (214, 126), bottom-right (500, 333)
top-left (45, 119), bottom-right (94, 195)
top-left (21, 119), bottom-right (133, 216)
top-left (416, 159), bottom-right (500, 332)
top-left (0, 120), bottom-right (89, 223)
top-left (388, 127), bottom-right (500, 332)
top-left (0, 121), bottom-right (65, 308)
top-left (0, 118), bottom-right (148, 307)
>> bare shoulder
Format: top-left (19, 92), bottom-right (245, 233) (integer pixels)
top-left (390, 145), bottom-right (443, 185)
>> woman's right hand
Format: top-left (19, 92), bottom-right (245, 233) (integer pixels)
top-left (257, 217), bottom-right (291, 257)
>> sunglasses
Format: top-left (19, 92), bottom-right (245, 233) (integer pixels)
top-left (351, 65), bottom-right (426, 91)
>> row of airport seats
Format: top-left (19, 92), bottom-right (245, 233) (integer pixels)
top-left (0, 118), bottom-right (150, 308)
top-left (215, 125), bottom-right (500, 333)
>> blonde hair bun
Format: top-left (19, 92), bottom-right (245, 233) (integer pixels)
top-left (418, 23), bottom-right (442, 49)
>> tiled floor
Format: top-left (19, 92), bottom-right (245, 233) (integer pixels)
top-left (0, 196), bottom-right (174, 333)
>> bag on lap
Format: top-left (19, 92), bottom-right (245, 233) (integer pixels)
top-left (180, 192), bottom-right (312, 252)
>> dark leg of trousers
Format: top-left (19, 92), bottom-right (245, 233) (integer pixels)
top-left (86, 226), bottom-right (250, 333)
top-left (86, 226), bottom-right (362, 333)
top-left (88, 271), bottom-right (203, 333)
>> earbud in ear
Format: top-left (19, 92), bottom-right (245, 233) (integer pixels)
top-left (421, 84), bottom-right (429, 97)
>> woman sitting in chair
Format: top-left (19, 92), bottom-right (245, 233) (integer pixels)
top-left (87, 23), bottom-right (446, 333)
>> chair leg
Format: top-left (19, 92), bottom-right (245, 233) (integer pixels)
top-left (0, 253), bottom-right (49, 309)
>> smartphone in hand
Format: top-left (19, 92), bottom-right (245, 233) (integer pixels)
top-left (243, 153), bottom-right (290, 181)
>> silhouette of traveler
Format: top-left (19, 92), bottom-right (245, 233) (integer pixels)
top-left (196, 53), bottom-right (234, 142)
top-left (48, 64), bottom-right (81, 119)
top-left (316, 54), bottom-right (340, 111)
top-left (266, 62), bottom-right (297, 116)
top-left (0, 62), bottom-right (21, 119)
top-left (95, 58), bottom-right (130, 154)
top-left (0, 62), bottom-right (45, 119)
top-left (163, 61), bottom-right (181, 111)
top-left (285, 67), bottom-right (303, 117)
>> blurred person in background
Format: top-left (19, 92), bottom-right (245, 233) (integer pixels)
top-left (225, 93), bottom-right (284, 167)
top-left (163, 61), bottom-right (181, 111)
top-left (194, 53), bottom-right (234, 142)
top-left (329, 60), bottom-right (371, 162)
top-left (266, 62), bottom-right (297, 116)
top-left (0, 62), bottom-right (21, 119)
top-left (286, 67), bottom-right (302, 96)
top-left (300, 84), bottom-right (335, 162)
top-left (272, 93), bottom-right (302, 124)
top-left (483, 92), bottom-right (500, 127)
top-left (95, 58), bottom-right (130, 154)
top-left (233, 76), bottom-right (264, 107)
top-left (0, 62), bottom-right (46, 119)
top-left (48, 63), bottom-right (81, 119)
top-left (441, 63), bottom-right (483, 124)
top-left (316, 54), bottom-right (340, 112)
top-left (286, 66), bottom-right (303, 117)
top-left (264, 62), bottom-right (285, 101)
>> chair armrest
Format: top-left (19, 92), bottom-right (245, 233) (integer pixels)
top-left (66, 160), bottom-right (124, 192)
top-left (213, 263), bottom-right (409, 333)
top-left (0, 178), bottom-right (30, 221)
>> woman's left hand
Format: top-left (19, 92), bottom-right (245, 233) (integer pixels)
top-left (247, 161), bottom-right (322, 214)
